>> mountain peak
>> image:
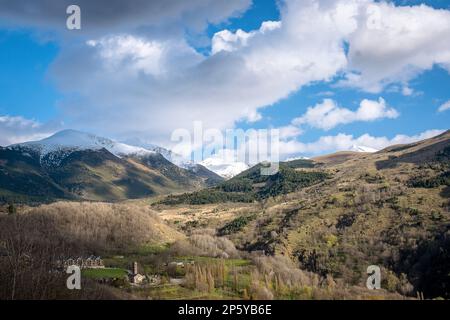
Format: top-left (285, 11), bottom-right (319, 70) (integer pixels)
top-left (200, 157), bottom-right (250, 179)
top-left (10, 129), bottom-right (155, 161)
top-left (349, 145), bottom-right (379, 153)
top-left (50, 129), bottom-right (87, 136)
top-left (34, 129), bottom-right (110, 146)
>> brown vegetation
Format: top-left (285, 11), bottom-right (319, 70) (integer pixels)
top-left (0, 202), bottom-right (183, 299)
top-left (170, 230), bottom-right (239, 259)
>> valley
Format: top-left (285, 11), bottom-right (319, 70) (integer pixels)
top-left (0, 130), bottom-right (449, 300)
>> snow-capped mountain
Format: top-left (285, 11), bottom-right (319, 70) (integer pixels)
top-left (1, 129), bottom-right (224, 202)
top-left (121, 137), bottom-right (249, 177)
top-left (9, 130), bottom-right (155, 166)
top-left (200, 157), bottom-right (250, 179)
top-left (8, 129), bottom-right (237, 179)
top-left (120, 137), bottom-right (203, 171)
top-left (349, 145), bottom-right (379, 153)
top-left (121, 137), bottom-right (183, 163)
top-left (284, 156), bottom-right (311, 161)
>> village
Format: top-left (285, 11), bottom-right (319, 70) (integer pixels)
top-left (60, 255), bottom-right (195, 288)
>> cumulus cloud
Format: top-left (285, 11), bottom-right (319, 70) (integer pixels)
top-left (199, 127), bottom-right (445, 164)
top-left (86, 36), bottom-right (165, 76)
top-left (48, 0), bottom-right (449, 144)
top-left (0, 115), bottom-right (56, 146)
top-left (211, 20), bottom-right (281, 54)
top-left (85, 35), bottom-right (202, 77)
top-left (48, 0), bottom-right (355, 143)
top-left (1, 0), bottom-right (449, 147)
top-left (278, 125), bottom-right (303, 140)
top-left (438, 100), bottom-right (450, 112)
top-left (293, 97), bottom-right (398, 130)
top-left (342, 1), bottom-right (450, 92)
top-left (278, 129), bottom-right (445, 157)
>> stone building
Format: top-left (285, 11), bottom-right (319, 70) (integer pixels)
top-left (129, 261), bottom-right (146, 285)
top-left (61, 256), bottom-right (104, 269)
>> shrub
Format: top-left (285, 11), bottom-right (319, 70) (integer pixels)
top-left (218, 215), bottom-right (256, 236)
top-left (171, 234), bottom-right (239, 259)
top-left (160, 167), bottom-right (329, 205)
top-left (408, 171), bottom-right (450, 188)
top-left (249, 281), bottom-right (274, 300)
top-left (219, 179), bottom-right (253, 192)
top-left (7, 203), bottom-right (16, 215)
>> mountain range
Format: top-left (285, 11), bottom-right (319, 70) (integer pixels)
top-left (0, 130), bottom-right (223, 202)
top-left (0, 128), bottom-right (440, 204)
top-left (0, 128), bottom-right (449, 299)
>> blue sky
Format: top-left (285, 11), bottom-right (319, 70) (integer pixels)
top-left (0, 30), bottom-right (60, 121)
top-left (230, 0), bottom-right (450, 142)
top-left (0, 0), bottom-right (449, 160)
top-left (245, 66), bottom-right (450, 140)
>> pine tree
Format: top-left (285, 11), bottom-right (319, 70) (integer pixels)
top-left (7, 203), bottom-right (16, 215)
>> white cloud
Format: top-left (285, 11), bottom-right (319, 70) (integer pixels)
top-left (357, 98), bottom-right (399, 121)
top-left (211, 29), bottom-right (253, 55)
top-left (87, 36), bottom-right (166, 76)
top-left (241, 108), bottom-right (263, 123)
top-left (50, 0), bottom-right (356, 141)
top-left (438, 100), bottom-right (450, 112)
top-left (208, 128), bottom-right (444, 162)
top-left (278, 129), bottom-right (445, 157)
top-left (84, 35), bottom-right (207, 80)
top-left (341, 1), bottom-right (450, 92)
top-left (211, 21), bottom-right (282, 54)
top-left (293, 97), bottom-right (398, 130)
top-left (401, 86), bottom-right (414, 96)
top-left (279, 125), bottom-right (303, 140)
top-left (53, 0), bottom-right (450, 143)
top-left (0, 115), bottom-right (55, 146)
top-left (3, 0), bottom-right (446, 146)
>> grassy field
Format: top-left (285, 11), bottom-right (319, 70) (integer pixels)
top-left (176, 256), bottom-right (251, 267)
top-left (133, 284), bottom-right (239, 300)
top-left (82, 268), bottom-right (127, 279)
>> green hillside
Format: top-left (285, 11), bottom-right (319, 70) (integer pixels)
top-left (159, 160), bottom-right (329, 205)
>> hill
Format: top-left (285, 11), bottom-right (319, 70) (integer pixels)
top-left (225, 130), bottom-right (450, 298)
top-left (154, 130), bottom-right (450, 299)
top-left (159, 158), bottom-right (328, 205)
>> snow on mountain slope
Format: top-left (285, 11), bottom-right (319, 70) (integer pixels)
top-left (121, 137), bottom-right (181, 162)
top-left (121, 137), bottom-right (198, 171)
top-left (9, 130), bottom-right (249, 178)
top-left (200, 157), bottom-right (250, 179)
top-left (9, 130), bottom-right (154, 164)
top-left (349, 145), bottom-right (379, 153)
top-left (285, 156), bottom-right (310, 161)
